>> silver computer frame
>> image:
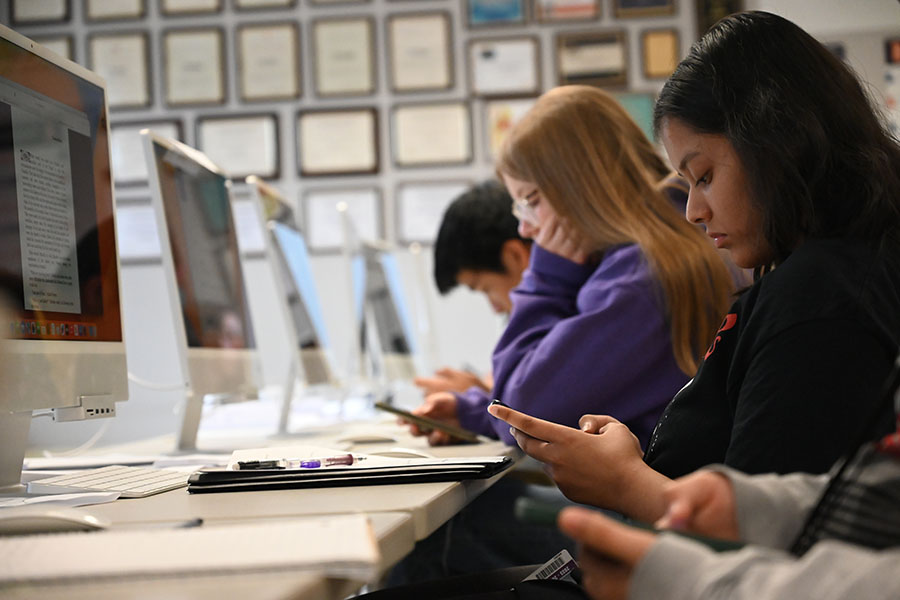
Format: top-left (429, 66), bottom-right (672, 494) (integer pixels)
top-left (142, 130), bottom-right (259, 452)
top-left (0, 24), bottom-right (128, 490)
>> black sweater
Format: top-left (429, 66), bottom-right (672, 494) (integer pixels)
top-left (645, 237), bottom-right (900, 479)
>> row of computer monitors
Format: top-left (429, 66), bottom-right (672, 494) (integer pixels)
top-left (0, 22), bottom-right (418, 488)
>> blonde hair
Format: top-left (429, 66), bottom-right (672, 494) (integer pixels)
top-left (496, 85), bottom-right (733, 374)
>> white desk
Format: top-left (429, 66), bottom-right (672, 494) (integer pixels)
top-left (86, 417), bottom-right (519, 540)
top-left (12, 418), bottom-right (520, 599)
top-left (0, 512), bottom-right (413, 600)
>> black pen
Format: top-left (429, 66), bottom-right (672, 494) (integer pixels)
top-left (236, 459), bottom-right (286, 470)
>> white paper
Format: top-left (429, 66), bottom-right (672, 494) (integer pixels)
top-left (162, 0), bottom-right (220, 13)
top-left (87, 0), bottom-right (143, 19)
top-left (394, 103), bottom-right (470, 165)
top-left (314, 19), bottom-right (374, 95)
top-left (90, 35), bottom-right (149, 107)
top-left (470, 38), bottom-right (538, 95)
top-left (165, 30), bottom-right (224, 105)
top-left (298, 111), bottom-right (377, 174)
top-left (560, 39), bottom-right (625, 76)
top-left (390, 14), bottom-right (451, 90)
top-left (236, 0), bottom-right (292, 6)
top-left (12, 0), bottom-right (67, 21)
top-left (239, 24), bottom-right (299, 100)
top-left (198, 115), bottom-right (278, 179)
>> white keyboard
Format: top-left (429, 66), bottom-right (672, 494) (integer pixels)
top-left (27, 465), bottom-right (190, 498)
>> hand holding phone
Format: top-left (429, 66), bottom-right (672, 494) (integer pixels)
top-left (515, 497), bottom-right (744, 552)
top-left (374, 401), bottom-right (480, 443)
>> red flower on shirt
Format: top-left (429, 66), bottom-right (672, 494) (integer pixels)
top-left (704, 313), bottom-right (737, 361)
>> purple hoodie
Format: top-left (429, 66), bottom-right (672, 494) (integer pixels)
top-left (455, 243), bottom-right (689, 448)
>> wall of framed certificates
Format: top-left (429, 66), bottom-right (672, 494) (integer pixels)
top-left (4, 0), bottom-right (703, 254)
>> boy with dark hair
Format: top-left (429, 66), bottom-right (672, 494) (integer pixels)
top-left (414, 181), bottom-right (532, 396)
top-left (433, 180), bottom-right (531, 313)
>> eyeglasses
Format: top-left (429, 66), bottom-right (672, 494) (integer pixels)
top-left (511, 189), bottom-right (540, 224)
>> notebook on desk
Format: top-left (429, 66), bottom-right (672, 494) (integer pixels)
top-left (186, 445), bottom-right (513, 494)
top-left (0, 514), bottom-right (380, 584)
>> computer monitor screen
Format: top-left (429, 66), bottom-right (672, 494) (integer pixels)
top-left (269, 221), bottom-right (334, 385)
top-left (0, 25), bottom-right (127, 488)
top-left (354, 243), bottom-right (417, 382)
top-left (143, 131), bottom-right (258, 450)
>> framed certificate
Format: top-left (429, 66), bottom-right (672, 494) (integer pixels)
top-left (888, 38), bottom-right (900, 64)
top-left (468, 37), bottom-right (540, 97)
top-left (237, 23), bottom-right (301, 102)
top-left (297, 108), bottom-right (379, 176)
top-left (197, 114), bottom-right (280, 180)
top-left (161, 0), bottom-right (221, 14)
top-left (557, 30), bottom-right (628, 88)
top-left (613, 0), bottom-right (675, 18)
top-left (466, 0), bottom-right (526, 27)
top-left (535, 0), bottom-right (599, 21)
top-left (163, 28), bottom-right (226, 106)
top-left (484, 97), bottom-right (536, 160)
top-left (86, 0), bottom-right (144, 20)
top-left (303, 187), bottom-right (382, 253)
top-left (110, 120), bottom-right (183, 186)
top-left (115, 200), bottom-right (163, 265)
top-left (312, 17), bottom-right (375, 97)
top-left (33, 35), bottom-right (73, 61)
top-left (396, 181), bottom-right (470, 245)
top-left (393, 102), bottom-right (472, 167)
top-left (11, 0), bottom-right (69, 24)
top-left (88, 32), bottom-right (151, 109)
top-left (642, 29), bottom-right (679, 79)
top-left (235, 0), bottom-right (296, 8)
top-left (387, 12), bottom-right (453, 93)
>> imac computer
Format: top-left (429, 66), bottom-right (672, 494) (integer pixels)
top-left (142, 131), bottom-right (260, 452)
top-left (354, 241), bottom-right (419, 384)
top-left (242, 177), bottom-right (337, 432)
top-left (0, 24), bottom-right (128, 490)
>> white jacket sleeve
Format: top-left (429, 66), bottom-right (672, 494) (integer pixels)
top-left (629, 534), bottom-right (900, 600)
top-left (706, 466), bottom-right (827, 549)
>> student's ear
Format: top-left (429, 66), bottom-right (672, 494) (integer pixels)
top-left (501, 240), bottom-right (531, 277)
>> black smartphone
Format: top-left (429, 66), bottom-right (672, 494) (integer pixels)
top-left (515, 497), bottom-right (745, 553)
top-left (373, 401), bottom-right (481, 443)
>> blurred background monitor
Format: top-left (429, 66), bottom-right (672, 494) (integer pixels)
top-left (247, 175), bottom-right (295, 226)
top-left (353, 241), bottom-right (418, 385)
top-left (0, 24), bottom-right (127, 490)
top-left (142, 130), bottom-right (259, 452)
top-left (268, 221), bottom-right (335, 387)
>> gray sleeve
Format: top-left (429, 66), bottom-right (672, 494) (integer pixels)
top-left (706, 466), bottom-right (827, 548)
top-left (629, 535), bottom-right (900, 600)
